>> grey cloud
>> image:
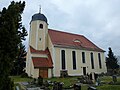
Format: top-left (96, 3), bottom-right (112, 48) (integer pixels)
top-left (1, 0), bottom-right (120, 56)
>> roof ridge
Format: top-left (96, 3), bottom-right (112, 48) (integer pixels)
top-left (48, 28), bottom-right (84, 37)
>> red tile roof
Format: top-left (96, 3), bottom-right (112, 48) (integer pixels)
top-left (30, 46), bottom-right (53, 68)
top-left (48, 29), bottom-right (104, 52)
top-left (32, 57), bottom-right (52, 68)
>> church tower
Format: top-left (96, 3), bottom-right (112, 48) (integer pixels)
top-left (29, 12), bottom-right (48, 51)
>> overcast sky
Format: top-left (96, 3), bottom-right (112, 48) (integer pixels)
top-left (1, 0), bottom-right (120, 56)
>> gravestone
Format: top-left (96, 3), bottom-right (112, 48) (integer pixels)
top-left (88, 86), bottom-right (97, 90)
top-left (74, 83), bottom-right (81, 90)
top-left (53, 81), bottom-right (63, 90)
top-left (112, 75), bottom-right (117, 83)
top-left (95, 77), bottom-right (101, 86)
top-left (60, 70), bottom-right (68, 77)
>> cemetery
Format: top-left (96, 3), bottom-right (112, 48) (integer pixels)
top-left (12, 73), bottom-right (120, 90)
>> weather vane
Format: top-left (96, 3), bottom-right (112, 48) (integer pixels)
top-left (39, 5), bottom-right (41, 13)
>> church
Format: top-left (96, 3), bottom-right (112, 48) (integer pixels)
top-left (26, 12), bottom-right (107, 78)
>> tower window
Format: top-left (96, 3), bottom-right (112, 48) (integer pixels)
top-left (39, 24), bottom-right (43, 29)
top-left (39, 38), bottom-right (41, 41)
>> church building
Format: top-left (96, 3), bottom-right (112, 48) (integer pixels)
top-left (26, 12), bottom-right (107, 78)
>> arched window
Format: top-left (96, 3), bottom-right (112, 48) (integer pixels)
top-left (61, 50), bottom-right (66, 69)
top-left (98, 53), bottom-right (102, 69)
top-left (82, 52), bottom-right (85, 63)
top-left (39, 24), bottom-right (43, 29)
top-left (72, 51), bottom-right (76, 70)
top-left (90, 52), bottom-right (94, 69)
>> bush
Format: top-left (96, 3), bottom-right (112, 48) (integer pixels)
top-left (37, 76), bottom-right (43, 86)
top-left (1, 77), bottom-right (14, 90)
top-left (21, 73), bottom-right (28, 78)
top-left (114, 82), bottom-right (120, 85)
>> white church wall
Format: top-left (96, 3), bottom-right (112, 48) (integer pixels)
top-left (48, 69), bottom-right (52, 78)
top-left (48, 34), bottom-right (56, 77)
top-left (53, 47), bottom-right (107, 77)
top-left (26, 47), bottom-right (39, 78)
top-left (37, 20), bottom-right (48, 51)
top-left (30, 20), bottom-right (48, 51)
top-left (53, 47), bottom-right (61, 77)
top-left (29, 21), bottom-right (37, 50)
top-left (33, 68), bottom-right (39, 78)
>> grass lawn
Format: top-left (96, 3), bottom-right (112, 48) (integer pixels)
top-left (101, 76), bottom-right (120, 83)
top-left (10, 76), bottom-right (33, 82)
top-left (97, 85), bottom-right (120, 90)
top-left (45, 77), bottom-right (79, 88)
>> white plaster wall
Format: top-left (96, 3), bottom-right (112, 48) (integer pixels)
top-left (53, 47), bottom-right (107, 77)
top-left (48, 34), bottom-right (55, 77)
top-left (30, 20), bottom-right (48, 51)
top-left (33, 68), bottom-right (39, 78)
top-left (48, 69), bottom-right (52, 78)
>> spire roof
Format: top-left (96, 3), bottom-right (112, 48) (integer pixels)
top-left (31, 6), bottom-right (48, 23)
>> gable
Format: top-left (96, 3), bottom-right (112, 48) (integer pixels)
top-left (30, 46), bottom-right (53, 68)
top-left (48, 29), bottom-right (104, 52)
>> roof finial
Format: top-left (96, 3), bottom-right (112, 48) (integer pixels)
top-left (39, 5), bottom-right (41, 13)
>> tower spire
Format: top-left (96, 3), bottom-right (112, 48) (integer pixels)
top-left (39, 5), bottom-right (41, 13)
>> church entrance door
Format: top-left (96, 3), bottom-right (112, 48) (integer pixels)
top-left (39, 68), bottom-right (48, 78)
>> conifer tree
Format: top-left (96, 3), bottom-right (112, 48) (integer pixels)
top-left (0, 1), bottom-right (27, 90)
top-left (106, 47), bottom-right (119, 70)
top-left (10, 43), bottom-right (26, 75)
